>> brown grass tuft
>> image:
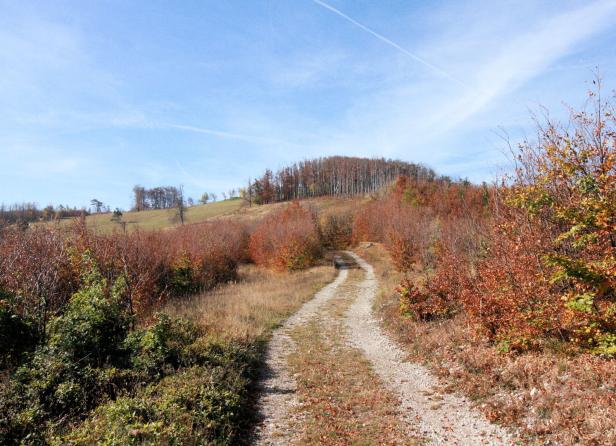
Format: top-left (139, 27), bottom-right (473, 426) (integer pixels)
top-left (163, 263), bottom-right (336, 340)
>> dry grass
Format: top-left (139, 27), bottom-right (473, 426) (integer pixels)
top-left (164, 263), bottom-right (336, 340)
top-left (47, 196), bottom-right (367, 234)
top-left (42, 198), bottom-right (244, 233)
top-left (222, 196), bottom-right (367, 226)
top-left (356, 243), bottom-right (616, 446)
top-left (287, 269), bottom-right (419, 446)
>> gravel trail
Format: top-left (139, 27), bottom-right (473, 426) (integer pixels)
top-left (255, 252), bottom-right (514, 445)
top-left (344, 251), bottom-right (514, 446)
top-left (254, 268), bottom-right (348, 445)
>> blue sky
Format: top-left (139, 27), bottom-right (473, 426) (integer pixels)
top-left (1, 0), bottom-right (615, 209)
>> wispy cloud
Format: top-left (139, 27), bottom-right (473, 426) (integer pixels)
top-left (443, 0), bottom-right (616, 130)
top-left (163, 123), bottom-right (304, 148)
top-left (307, 0), bottom-right (616, 171)
top-left (311, 0), bottom-right (468, 88)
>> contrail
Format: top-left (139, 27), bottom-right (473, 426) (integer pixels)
top-left (312, 0), bottom-right (467, 88)
top-left (167, 124), bottom-right (264, 142)
top-left (165, 123), bottom-right (301, 147)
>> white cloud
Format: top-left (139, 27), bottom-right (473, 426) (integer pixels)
top-left (300, 0), bottom-right (616, 172)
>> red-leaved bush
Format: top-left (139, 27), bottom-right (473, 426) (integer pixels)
top-left (0, 219), bottom-right (248, 334)
top-left (249, 202), bottom-right (322, 271)
top-left (353, 82), bottom-right (615, 356)
top-left (464, 85), bottom-right (615, 354)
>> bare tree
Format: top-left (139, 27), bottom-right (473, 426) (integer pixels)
top-left (172, 185), bottom-right (187, 225)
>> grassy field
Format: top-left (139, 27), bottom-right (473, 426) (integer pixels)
top-left (45, 196), bottom-right (368, 233)
top-left (51, 198), bottom-right (244, 233)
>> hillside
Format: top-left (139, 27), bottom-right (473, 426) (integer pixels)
top-left (44, 195), bottom-right (367, 233)
top-left (76, 198), bottom-right (243, 232)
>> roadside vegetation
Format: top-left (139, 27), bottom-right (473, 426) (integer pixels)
top-left (0, 196), bottom-right (336, 444)
top-left (350, 85), bottom-right (615, 445)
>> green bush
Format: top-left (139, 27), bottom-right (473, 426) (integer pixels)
top-left (0, 285), bottom-right (259, 444)
top-left (58, 340), bottom-right (260, 446)
top-left (0, 255), bottom-right (261, 445)
top-left (46, 272), bottom-right (131, 367)
top-left (0, 267), bottom-right (134, 445)
top-left (59, 366), bottom-right (244, 445)
top-left (169, 254), bottom-right (197, 296)
top-left (0, 294), bottom-right (38, 370)
top-left (320, 213), bottom-right (353, 250)
top-left (125, 313), bottom-right (200, 378)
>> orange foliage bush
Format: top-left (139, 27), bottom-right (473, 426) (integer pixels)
top-left (320, 212), bottom-right (353, 250)
top-left (355, 82), bottom-right (615, 356)
top-left (0, 226), bottom-right (80, 334)
top-left (249, 202), bottom-right (322, 271)
top-left (0, 219), bottom-right (248, 333)
top-left (466, 85), bottom-right (615, 354)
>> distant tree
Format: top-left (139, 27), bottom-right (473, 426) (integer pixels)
top-left (90, 199), bottom-right (103, 213)
top-left (43, 205), bottom-right (55, 221)
top-left (221, 192), bottom-right (227, 201)
top-left (199, 192), bottom-right (210, 205)
top-left (210, 193), bottom-right (217, 202)
top-left (111, 208), bottom-right (123, 222)
top-left (239, 187), bottom-right (248, 204)
top-left (132, 185), bottom-right (147, 211)
top-left (172, 185), bottom-right (187, 225)
top-left (187, 197), bottom-right (194, 207)
top-left (247, 156), bottom-right (436, 204)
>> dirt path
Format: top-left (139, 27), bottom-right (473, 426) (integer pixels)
top-left (254, 253), bottom-right (514, 445)
top-left (344, 251), bottom-right (513, 446)
top-left (253, 268), bottom-right (349, 445)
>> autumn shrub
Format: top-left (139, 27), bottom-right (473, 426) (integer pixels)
top-left (398, 241), bottom-right (468, 321)
top-left (249, 202), bottom-right (322, 271)
top-left (352, 199), bottom-right (389, 244)
top-left (0, 219), bottom-right (248, 336)
top-left (398, 276), bottom-right (455, 321)
top-left (0, 226), bottom-right (80, 336)
top-left (464, 85), bottom-right (615, 354)
top-left (83, 219), bottom-right (248, 314)
top-left (352, 175), bottom-right (495, 326)
top-left (385, 205), bottom-right (436, 272)
top-left (169, 221), bottom-right (248, 292)
top-left (321, 212), bottom-right (353, 250)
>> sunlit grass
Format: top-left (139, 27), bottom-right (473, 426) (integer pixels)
top-left (48, 198), bottom-right (244, 233)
